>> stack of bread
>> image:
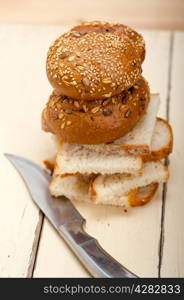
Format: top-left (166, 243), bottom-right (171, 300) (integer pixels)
top-left (42, 21), bottom-right (173, 211)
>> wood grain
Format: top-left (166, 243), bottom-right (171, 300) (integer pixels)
top-left (0, 0), bottom-right (184, 29)
top-left (160, 32), bottom-right (184, 277)
top-left (0, 24), bottom-right (67, 277)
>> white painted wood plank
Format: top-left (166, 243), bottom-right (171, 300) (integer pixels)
top-left (33, 30), bottom-right (171, 278)
top-left (0, 0), bottom-right (184, 30)
top-left (161, 32), bottom-right (184, 277)
top-left (0, 24), bottom-right (68, 277)
top-left (141, 30), bottom-right (171, 118)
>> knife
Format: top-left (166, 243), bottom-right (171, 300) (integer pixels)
top-left (5, 153), bottom-right (138, 278)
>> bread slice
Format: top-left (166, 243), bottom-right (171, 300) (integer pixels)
top-left (55, 143), bottom-right (142, 175)
top-left (50, 175), bottom-right (159, 209)
top-left (91, 161), bottom-right (168, 205)
top-left (54, 116), bottom-right (172, 176)
top-left (50, 161), bottom-right (168, 208)
top-left (46, 117), bottom-right (173, 176)
top-left (50, 174), bottom-right (91, 203)
top-left (143, 117), bottom-right (173, 161)
top-left (128, 183), bottom-right (159, 207)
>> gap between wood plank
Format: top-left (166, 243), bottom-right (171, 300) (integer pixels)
top-left (158, 31), bottom-right (174, 278)
top-left (26, 211), bottom-right (44, 277)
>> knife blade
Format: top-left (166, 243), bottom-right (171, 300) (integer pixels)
top-left (5, 153), bottom-right (138, 278)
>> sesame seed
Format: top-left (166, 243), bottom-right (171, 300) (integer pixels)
top-left (68, 56), bottom-right (75, 61)
top-left (103, 92), bottom-right (112, 98)
top-left (74, 101), bottom-right (79, 108)
top-left (71, 81), bottom-right (77, 86)
top-left (77, 65), bottom-right (85, 70)
top-left (124, 109), bottom-right (132, 118)
top-left (102, 78), bottom-right (111, 84)
top-left (83, 104), bottom-right (88, 112)
top-left (59, 52), bottom-right (70, 59)
top-left (103, 99), bottom-right (110, 106)
top-left (91, 106), bottom-right (100, 113)
top-left (62, 80), bottom-right (71, 86)
top-left (72, 32), bottom-right (81, 38)
top-left (58, 113), bottom-right (64, 119)
top-left (82, 77), bottom-right (90, 87)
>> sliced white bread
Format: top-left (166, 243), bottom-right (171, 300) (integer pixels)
top-left (91, 161), bottom-right (168, 204)
top-left (143, 117), bottom-right (173, 161)
top-left (50, 174), bottom-right (91, 203)
top-left (54, 117), bottom-right (172, 176)
top-left (50, 175), bottom-right (158, 209)
top-left (50, 161), bottom-right (168, 208)
top-left (55, 143), bottom-right (142, 175)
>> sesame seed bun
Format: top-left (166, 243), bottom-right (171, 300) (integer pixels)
top-left (42, 76), bottom-right (150, 144)
top-left (46, 21), bottom-right (145, 101)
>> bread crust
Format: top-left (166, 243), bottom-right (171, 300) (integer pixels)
top-left (90, 178), bottom-right (160, 206)
top-left (43, 159), bottom-right (55, 174)
top-left (42, 76), bottom-right (150, 144)
top-left (128, 183), bottom-right (159, 207)
top-left (143, 118), bottom-right (173, 162)
top-left (46, 21), bottom-right (145, 100)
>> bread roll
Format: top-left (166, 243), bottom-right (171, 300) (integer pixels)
top-left (42, 76), bottom-right (150, 144)
top-left (46, 21), bottom-right (145, 100)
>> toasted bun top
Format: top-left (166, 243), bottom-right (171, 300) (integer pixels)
top-left (46, 21), bottom-right (145, 100)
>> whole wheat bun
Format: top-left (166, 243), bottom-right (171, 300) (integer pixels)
top-left (42, 76), bottom-right (150, 144)
top-left (46, 21), bottom-right (145, 101)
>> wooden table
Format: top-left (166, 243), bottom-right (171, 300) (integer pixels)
top-left (0, 24), bottom-right (183, 278)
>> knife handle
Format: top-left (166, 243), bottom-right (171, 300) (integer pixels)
top-left (59, 220), bottom-right (138, 278)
